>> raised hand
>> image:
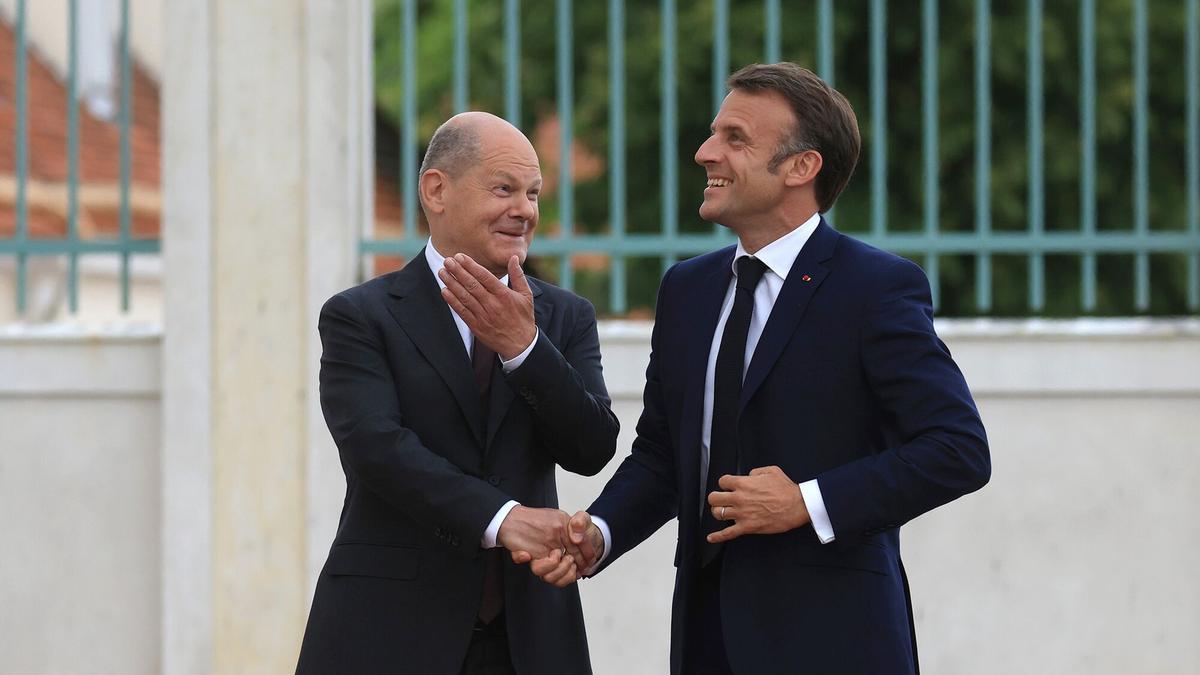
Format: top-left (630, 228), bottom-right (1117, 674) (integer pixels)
top-left (439, 254), bottom-right (536, 360)
top-left (705, 465), bottom-right (811, 544)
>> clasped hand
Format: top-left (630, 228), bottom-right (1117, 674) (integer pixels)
top-left (499, 507), bottom-right (604, 588)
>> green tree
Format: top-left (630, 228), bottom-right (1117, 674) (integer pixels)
top-left (374, 0), bottom-right (1196, 317)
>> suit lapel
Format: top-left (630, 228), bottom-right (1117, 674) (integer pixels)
top-left (739, 220), bottom-right (840, 412)
top-left (385, 251), bottom-right (486, 447)
top-left (483, 277), bottom-right (546, 450)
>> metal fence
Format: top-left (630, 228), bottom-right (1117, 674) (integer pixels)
top-left (366, 0), bottom-right (1200, 316)
top-left (2, 0), bottom-right (154, 315)
top-left (4, 1), bottom-right (1199, 317)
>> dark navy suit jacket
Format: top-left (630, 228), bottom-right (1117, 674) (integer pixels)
top-left (589, 220), bottom-right (990, 675)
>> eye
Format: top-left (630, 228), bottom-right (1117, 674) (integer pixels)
top-left (527, 189), bottom-right (540, 201)
top-left (494, 184), bottom-right (512, 195)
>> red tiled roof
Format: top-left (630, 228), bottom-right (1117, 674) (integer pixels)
top-left (0, 19), bottom-right (159, 239)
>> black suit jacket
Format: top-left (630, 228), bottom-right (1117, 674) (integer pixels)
top-left (589, 221), bottom-right (990, 675)
top-left (296, 251), bottom-right (619, 674)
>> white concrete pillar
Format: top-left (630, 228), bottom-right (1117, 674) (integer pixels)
top-left (161, 2), bottom-right (367, 673)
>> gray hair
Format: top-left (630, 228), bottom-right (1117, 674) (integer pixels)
top-left (419, 120), bottom-right (482, 178)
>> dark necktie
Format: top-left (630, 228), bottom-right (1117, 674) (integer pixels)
top-left (471, 335), bottom-right (495, 420)
top-left (471, 336), bottom-right (504, 623)
top-left (701, 256), bottom-right (768, 566)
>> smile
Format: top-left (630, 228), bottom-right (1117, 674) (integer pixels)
top-left (706, 178), bottom-right (731, 188)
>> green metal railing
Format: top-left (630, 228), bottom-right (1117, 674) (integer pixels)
top-left (3, 0), bottom-right (157, 315)
top-left (366, 0), bottom-right (1200, 316)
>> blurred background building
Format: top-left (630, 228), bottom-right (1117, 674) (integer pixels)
top-left (1, 0), bottom-right (1198, 673)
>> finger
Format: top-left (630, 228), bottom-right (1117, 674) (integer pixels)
top-left (439, 286), bottom-right (480, 326)
top-left (748, 465), bottom-right (778, 476)
top-left (717, 474), bottom-right (745, 491)
top-left (455, 253), bottom-right (507, 294)
top-left (710, 506), bottom-right (734, 521)
top-left (442, 259), bottom-right (491, 307)
top-left (707, 490), bottom-right (735, 506)
top-left (439, 267), bottom-right (487, 319)
top-left (529, 548), bottom-right (563, 577)
top-left (568, 511), bottom-right (591, 545)
top-left (706, 522), bottom-right (748, 544)
top-left (554, 561), bottom-right (579, 588)
top-left (544, 557), bottom-right (578, 587)
top-left (508, 256), bottom-right (532, 297)
top-left (511, 550), bottom-right (533, 565)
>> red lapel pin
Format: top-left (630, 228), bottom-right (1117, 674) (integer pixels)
top-left (801, 274), bottom-right (812, 282)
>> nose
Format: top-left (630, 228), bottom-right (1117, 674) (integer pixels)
top-left (695, 135), bottom-right (718, 166)
top-left (508, 194), bottom-right (536, 222)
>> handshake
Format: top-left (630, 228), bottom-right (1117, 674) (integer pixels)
top-left (496, 506), bottom-right (605, 587)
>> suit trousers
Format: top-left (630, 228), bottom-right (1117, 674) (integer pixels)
top-left (459, 615), bottom-right (516, 675)
top-left (682, 553), bottom-right (735, 675)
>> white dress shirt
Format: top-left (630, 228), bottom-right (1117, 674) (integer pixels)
top-left (423, 242), bottom-right (533, 548)
top-left (591, 213), bottom-right (835, 573)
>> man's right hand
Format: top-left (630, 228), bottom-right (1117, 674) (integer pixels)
top-left (497, 505), bottom-right (576, 560)
top-left (515, 511), bottom-right (605, 587)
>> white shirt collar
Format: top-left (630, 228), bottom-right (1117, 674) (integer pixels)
top-left (731, 212), bottom-right (821, 280)
top-left (425, 238), bottom-right (510, 288)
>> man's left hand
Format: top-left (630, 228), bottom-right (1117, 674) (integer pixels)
top-left (439, 253), bottom-right (536, 360)
top-left (705, 465), bottom-right (811, 544)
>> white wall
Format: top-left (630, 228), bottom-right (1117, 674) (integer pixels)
top-left (0, 324), bottom-right (161, 675)
top-left (1, 319), bottom-right (1197, 674)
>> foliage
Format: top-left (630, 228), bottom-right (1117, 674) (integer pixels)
top-left (374, 0), bottom-right (1196, 317)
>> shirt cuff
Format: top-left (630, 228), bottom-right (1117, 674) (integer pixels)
top-left (584, 515), bottom-right (614, 576)
top-left (499, 329), bottom-right (539, 373)
top-left (481, 500), bottom-right (521, 548)
top-left (800, 479), bottom-right (836, 544)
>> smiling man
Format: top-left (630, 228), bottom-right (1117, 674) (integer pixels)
top-left (533, 63), bottom-right (991, 674)
top-left (296, 112), bottom-right (618, 675)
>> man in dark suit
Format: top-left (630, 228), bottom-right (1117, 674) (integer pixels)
top-left (297, 112), bottom-right (619, 674)
top-left (533, 63), bottom-right (991, 673)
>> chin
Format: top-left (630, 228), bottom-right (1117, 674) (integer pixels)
top-left (485, 248), bottom-right (525, 274)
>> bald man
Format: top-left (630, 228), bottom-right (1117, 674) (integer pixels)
top-left (296, 113), bottom-right (619, 675)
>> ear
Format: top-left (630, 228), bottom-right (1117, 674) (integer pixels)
top-left (419, 169), bottom-right (450, 216)
top-left (783, 150), bottom-right (822, 188)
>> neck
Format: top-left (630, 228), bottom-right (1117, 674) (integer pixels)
top-left (729, 207), bottom-right (818, 254)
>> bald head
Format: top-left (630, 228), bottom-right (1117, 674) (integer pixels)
top-left (417, 111), bottom-right (542, 276)
top-left (420, 111), bottom-right (532, 179)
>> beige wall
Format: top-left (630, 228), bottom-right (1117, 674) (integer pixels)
top-left (6, 321), bottom-right (1190, 674)
top-left (0, 326), bottom-right (161, 674)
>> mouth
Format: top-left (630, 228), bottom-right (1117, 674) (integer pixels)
top-left (705, 177), bottom-right (731, 190)
top-left (493, 229), bottom-right (527, 241)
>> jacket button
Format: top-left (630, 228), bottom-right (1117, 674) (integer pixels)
top-left (487, 475), bottom-right (501, 486)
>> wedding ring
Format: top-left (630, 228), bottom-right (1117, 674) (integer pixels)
top-left (720, 506), bottom-right (727, 520)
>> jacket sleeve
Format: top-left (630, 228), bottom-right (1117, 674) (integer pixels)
top-left (816, 258), bottom-right (991, 547)
top-left (318, 291), bottom-right (509, 556)
top-left (502, 296), bottom-right (620, 476)
top-left (587, 268), bottom-right (681, 571)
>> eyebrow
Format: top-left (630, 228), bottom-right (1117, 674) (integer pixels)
top-left (492, 171), bottom-right (541, 186)
top-left (711, 121), bottom-right (750, 135)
